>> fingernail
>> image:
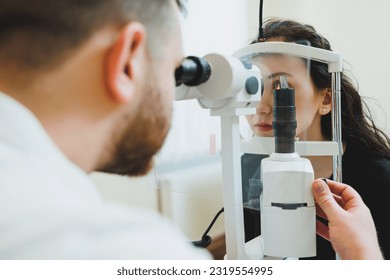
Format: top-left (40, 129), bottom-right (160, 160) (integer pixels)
top-left (314, 180), bottom-right (326, 193)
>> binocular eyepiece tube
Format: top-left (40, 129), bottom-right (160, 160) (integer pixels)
top-left (175, 56), bottom-right (211, 87)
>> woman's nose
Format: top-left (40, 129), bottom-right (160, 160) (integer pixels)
top-left (256, 89), bottom-right (273, 115)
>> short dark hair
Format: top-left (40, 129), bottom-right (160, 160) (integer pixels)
top-left (0, 0), bottom-right (183, 72)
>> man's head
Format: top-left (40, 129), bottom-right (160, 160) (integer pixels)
top-left (0, 0), bottom-right (185, 73)
top-left (0, 0), bottom-right (185, 176)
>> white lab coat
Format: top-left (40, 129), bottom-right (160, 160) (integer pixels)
top-left (0, 92), bottom-right (211, 260)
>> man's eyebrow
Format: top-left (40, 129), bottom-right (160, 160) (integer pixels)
top-left (267, 72), bottom-right (293, 79)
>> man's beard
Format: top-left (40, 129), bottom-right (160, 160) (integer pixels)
top-left (98, 82), bottom-right (172, 176)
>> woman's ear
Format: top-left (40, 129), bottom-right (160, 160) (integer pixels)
top-left (104, 22), bottom-right (146, 103)
top-left (319, 88), bottom-right (332, 115)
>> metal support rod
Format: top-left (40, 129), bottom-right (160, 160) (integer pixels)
top-left (331, 72), bottom-right (343, 182)
top-left (220, 115), bottom-right (247, 259)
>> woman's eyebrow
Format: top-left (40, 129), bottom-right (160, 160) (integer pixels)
top-left (267, 72), bottom-right (293, 79)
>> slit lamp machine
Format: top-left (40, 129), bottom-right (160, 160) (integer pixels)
top-left (174, 42), bottom-right (343, 260)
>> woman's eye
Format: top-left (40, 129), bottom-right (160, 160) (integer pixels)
top-left (272, 80), bottom-right (281, 89)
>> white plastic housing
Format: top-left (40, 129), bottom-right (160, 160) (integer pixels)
top-left (174, 53), bottom-right (261, 109)
top-left (261, 153), bottom-right (316, 258)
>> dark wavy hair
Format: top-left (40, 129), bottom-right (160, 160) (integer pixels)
top-left (256, 18), bottom-right (390, 158)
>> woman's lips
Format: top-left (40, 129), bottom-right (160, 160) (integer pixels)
top-left (255, 123), bottom-right (273, 132)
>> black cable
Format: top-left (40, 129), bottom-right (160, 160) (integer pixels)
top-left (192, 207), bottom-right (224, 248)
top-left (257, 0), bottom-right (266, 42)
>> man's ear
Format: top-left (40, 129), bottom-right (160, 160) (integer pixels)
top-left (104, 22), bottom-right (146, 103)
top-left (319, 88), bottom-right (332, 115)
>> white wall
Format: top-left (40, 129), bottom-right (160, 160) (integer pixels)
top-left (181, 0), bottom-right (250, 55)
top-left (157, 0), bottom-right (251, 165)
top-left (91, 170), bottom-right (158, 210)
top-left (247, 0), bottom-right (390, 133)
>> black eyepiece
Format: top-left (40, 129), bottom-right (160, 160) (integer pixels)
top-left (175, 56), bottom-right (211, 86)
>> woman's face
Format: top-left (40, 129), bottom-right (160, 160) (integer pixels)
top-left (246, 53), bottom-right (330, 141)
